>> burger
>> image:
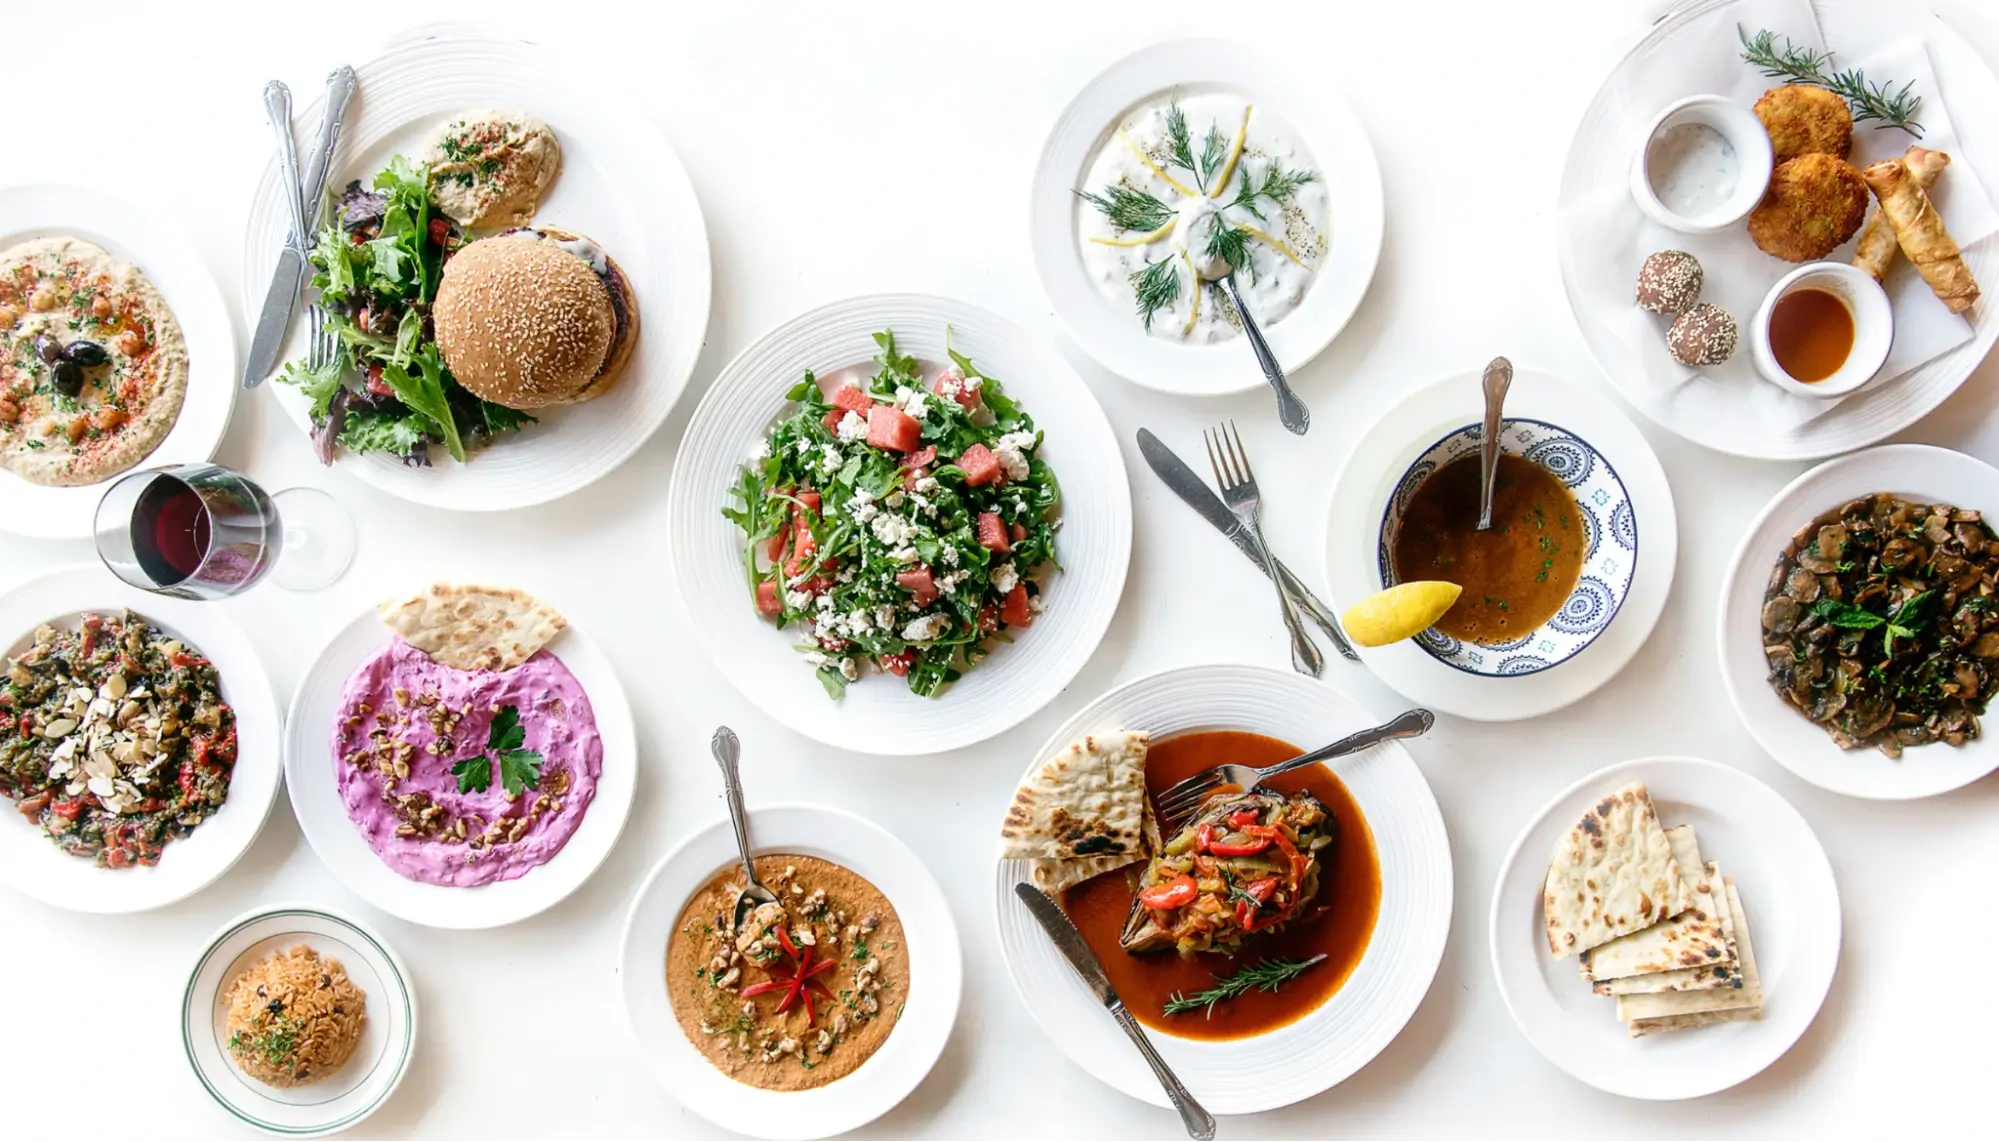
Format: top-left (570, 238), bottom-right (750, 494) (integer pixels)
top-left (432, 228), bottom-right (639, 409)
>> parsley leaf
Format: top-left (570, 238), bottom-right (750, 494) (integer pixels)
top-left (497, 748), bottom-right (543, 797)
top-left (450, 755), bottom-right (491, 794)
top-left (487, 705), bottom-right (526, 752)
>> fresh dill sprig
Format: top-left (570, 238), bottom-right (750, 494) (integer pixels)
top-left (1162, 955), bottom-right (1327, 1019)
top-left (1204, 221), bottom-right (1253, 280)
top-left (1076, 185), bottom-right (1175, 233)
top-left (1129, 256), bottom-right (1181, 330)
top-left (1229, 162), bottom-right (1320, 221)
top-left (1738, 26), bottom-right (1924, 137)
top-left (1197, 121), bottom-right (1227, 191)
top-left (1164, 102), bottom-right (1197, 180)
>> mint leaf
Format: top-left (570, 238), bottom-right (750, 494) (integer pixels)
top-left (1808, 597), bottom-right (1885, 631)
top-left (497, 748), bottom-right (542, 797)
top-left (450, 755), bottom-right (491, 795)
top-left (487, 704), bottom-right (526, 753)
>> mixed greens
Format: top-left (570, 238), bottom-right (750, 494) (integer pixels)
top-left (276, 156), bottom-right (533, 466)
top-left (724, 331), bottom-right (1059, 698)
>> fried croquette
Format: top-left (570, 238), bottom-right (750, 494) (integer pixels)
top-left (1748, 154), bottom-right (1870, 262)
top-left (1753, 84), bottom-right (1853, 163)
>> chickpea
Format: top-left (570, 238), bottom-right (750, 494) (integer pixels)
top-left (115, 330), bottom-right (146, 357)
top-left (93, 406), bottom-right (126, 432)
top-left (91, 295), bottom-right (112, 319)
top-left (0, 305), bottom-right (17, 328)
top-left (29, 287), bottom-right (57, 312)
top-left (0, 398), bottom-right (18, 425)
top-left (65, 418), bottom-right (88, 443)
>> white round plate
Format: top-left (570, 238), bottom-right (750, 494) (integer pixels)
top-left (0, 564), bottom-right (282, 913)
top-left (283, 600), bottom-right (635, 928)
top-left (1326, 366), bottom-right (1678, 721)
top-left (0, 185), bottom-right (238, 538)
top-left (183, 904), bottom-right (416, 1137)
top-left (1490, 756), bottom-right (1841, 1100)
top-left (620, 803), bottom-right (962, 1140)
top-left (1557, 0), bottom-right (1999, 459)
top-left (993, 664), bottom-right (1450, 1115)
top-left (667, 294), bottom-right (1132, 756)
top-left (240, 32), bottom-right (710, 511)
top-left (1030, 38), bottom-right (1384, 395)
top-left (1718, 444), bottom-right (1999, 798)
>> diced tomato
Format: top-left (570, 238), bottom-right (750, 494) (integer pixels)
top-left (958, 443), bottom-right (1002, 486)
top-left (823, 409), bottom-right (846, 433)
top-left (365, 362), bottom-right (394, 398)
top-left (976, 512), bottom-right (1011, 553)
top-left (896, 566), bottom-right (939, 607)
top-left (756, 580), bottom-right (783, 617)
top-left (866, 406), bottom-right (922, 452)
top-left (1000, 584), bottom-right (1033, 628)
top-left (830, 385), bottom-right (874, 415)
top-left (104, 848), bottom-right (131, 870)
top-left (901, 446), bottom-right (936, 473)
top-left (879, 651), bottom-right (917, 677)
top-left (978, 602), bottom-right (999, 635)
top-left (427, 217), bottom-right (452, 245)
top-left (1010, 522), bottom-right (1027, 542)
top-left (50, 798), bottom-right (85, 821)
top-left (784, 528), bottom-right (818, 579)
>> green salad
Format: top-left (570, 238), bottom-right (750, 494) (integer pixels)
top-left (725, 331), bottom-right (1059, 697)
top-left (276, 156), bottom-right (533, 466)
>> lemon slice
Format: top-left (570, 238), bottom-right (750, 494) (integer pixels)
top-left (1342, 582), bottom-right (1463, 648)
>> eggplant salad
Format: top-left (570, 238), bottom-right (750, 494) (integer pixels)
top-left (1122, 790), bottom-right (1334, 957)
top-left (1762, 493), bottom-right (1999, 757)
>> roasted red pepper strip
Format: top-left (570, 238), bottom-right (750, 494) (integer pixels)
top-left (774, 924), bottom-right (800, 959)
top-left (1228, 809), bottom-right (1260, 830)
top-left (1196, 824), bottom-right (1215, 853)
top-left (1137, 873), bottom-right (1198, 911)
top-left (1205, 833), bottom-right (1273, 858)
top-left (739, 980), bottom-right (786, 998)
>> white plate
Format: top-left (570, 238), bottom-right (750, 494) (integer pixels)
top-left (283, 600), bottom-right (635, 928)
top-left (1717, 444), bottom-right (1999, 798)
top-left (667, 294), bottom-right (1132, 756)
top-left (992, 664), bottom-right (1450, 1115)
top-left (0, 185), bottom-right (238, 538)
top-left (0, 564), bottom-right (282, 913)
top-left (1557, 0), bottom-right (1999, 460)
top-left (182, 904), bottom-right (416, 1137)
top-left (1489, 756), bottom-right (1841, 1100)
top-left (240, 32), bottom-right (711, 511)
top-left (1030, 38), bottom-right (1383, 395)
top-left (1326, 366), bottom-right (1678, 721)
top-left (619, 803), bottom-right (962, 1140)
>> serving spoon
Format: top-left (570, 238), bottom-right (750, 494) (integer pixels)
top-left (710, 726), bottom-right (780, 937)
top-left (1476, 356), bottom-right (1514, 531)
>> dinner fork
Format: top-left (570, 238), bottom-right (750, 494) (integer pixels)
top-left (1153, 708), bottom-right (1435, 832)
top-left (307, 305), bottom-right (337, 371)
top-left (1205, 421), bottom-right (1321, 677)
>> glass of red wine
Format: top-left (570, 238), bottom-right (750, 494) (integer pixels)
top-left (93, 464), bottom-right (355, 598)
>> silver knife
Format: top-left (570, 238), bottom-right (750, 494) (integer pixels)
top-left (1137, 428), bottom-right (1357, 660)
top-left (244, 81), bottom-right (309, 389)
top-left (297, 66), bottom-right (358, 237)
top-left (1014, 884), bottom-right (1216, 1141)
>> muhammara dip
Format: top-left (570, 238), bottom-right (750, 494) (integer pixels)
top-left (667, 854), bottom-right (908, 1092)
top-left (0, 236), bottom-right (187, 486)
top-left (422, 109), bottom-right (560, 228)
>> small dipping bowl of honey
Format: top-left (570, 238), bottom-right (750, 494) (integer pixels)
top-left (1750, 262), bottom-right (1893, 398)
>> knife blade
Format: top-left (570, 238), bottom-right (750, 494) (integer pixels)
top-left (1013, 884), bottom-right (1215, 1140)
top-left (1137, 428), bottom-right (1357, 660)
top-left (244, 81), bottom-right (311, 388)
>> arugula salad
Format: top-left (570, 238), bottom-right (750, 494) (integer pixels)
top-left (725, 331), bottom-right (1059, 698)
top-left (277, 156), bottom-right (533, 466)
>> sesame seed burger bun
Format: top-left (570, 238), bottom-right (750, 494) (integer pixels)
top-left (432, 228), bottom-right (639, 410)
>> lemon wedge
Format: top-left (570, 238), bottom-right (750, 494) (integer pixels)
top-left (1342, 582), bottom-right (1464, 648)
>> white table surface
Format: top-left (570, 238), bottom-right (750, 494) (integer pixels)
top-left (4, 1), bottom-right (1997, 1137)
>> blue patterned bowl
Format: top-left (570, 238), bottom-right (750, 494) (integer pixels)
top-left (1376, 418), bottom-right (1637, 677)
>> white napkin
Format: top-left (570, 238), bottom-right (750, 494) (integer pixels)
top-left (1562, 0), bottom-right (1998, 434)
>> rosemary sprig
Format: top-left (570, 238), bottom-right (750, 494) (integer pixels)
top-left (1162, 955), bottom-right (1328, 1019)
top-left (1738, 27), bottom-right (1924, 137)
top-left (1204, 221), bottom-right (1253, 281)
top-left (1077, 185), bottom-right (1175, 234)
top-left (1129, 256), bottom-right (1181, 330)
top-left (1229, 162), bottom-right (1319, 221)
top-left (1164, 102), bottom-right (1198, 182)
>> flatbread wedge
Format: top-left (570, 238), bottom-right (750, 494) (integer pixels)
top-left (1581, 827), bottom-right (1734, 982)
top-left (1027, 797), bottom-right (1162, 895)
top-left (378, 583), bottom-right (567, 672)
top-left (1544, 781), bottom-right (1692, 958)
top-left (1591, 862), bottom-right (1740, 995)
top-left (1620, 879), bottom-right (1764, 1028)
top-left (1001, 731), bottom-right (1150, 862)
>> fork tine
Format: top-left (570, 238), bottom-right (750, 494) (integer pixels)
top-left (1203, 426), bottom-right (1225, 489)
top-left (1225, 420), bottom-right (1253, 484)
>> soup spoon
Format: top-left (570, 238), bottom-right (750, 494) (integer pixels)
top-left (1477, 356), bottom-right (1514, 531)
top-left (710, 726), bottom-right (781, 937)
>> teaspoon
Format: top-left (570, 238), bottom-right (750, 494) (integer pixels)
top-left (710, 726), bottom-right (780, 937)
top-left (1222, 273), bottom-right (1310, 435)
top-left (1476, 356), bottom-right (1514, 531)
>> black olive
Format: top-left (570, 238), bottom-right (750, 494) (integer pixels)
top-left (62, 339), bottom-right (109, 368)
top-left (51, 360), bottom-right (84, 397)
top-left (34, 334), bottom-right (62, 364)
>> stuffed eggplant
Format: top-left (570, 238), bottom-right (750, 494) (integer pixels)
top-left (1119, 789), bottom-right (1335, 957)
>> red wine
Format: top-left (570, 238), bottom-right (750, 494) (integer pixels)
top-left (130, 475), bottom-right (212, 587)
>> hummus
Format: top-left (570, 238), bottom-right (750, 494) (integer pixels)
top-left (666, 854), bottom-right (908, 1092)
top-left (0, 236), bottom-right (188, 486)
top-left (330, 637), bottom-right (601, 886)
top-left (422, 110), bottom-right (561, 229)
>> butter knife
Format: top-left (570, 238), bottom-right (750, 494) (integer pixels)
top-left (297, 66), bottom-right (357, 238)
top-left (1014, 884), bottom-right (1215, 1140)
top-left (243, 81), bottom-right (309, 389)
top-left (1137, 428), bottom-right (1357, 661)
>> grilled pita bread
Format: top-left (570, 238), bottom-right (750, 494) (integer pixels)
top-left (1620, 879), bottom-right (1764, 1028)
top-left (1001, 731), bottom-right (1150, 861)
top-left (1027, 797), bottom-right (1162, 895)
top-left (378, 583), bottom-right (567, 672)
top-left (1544, 781), bottom-right (1692, 958)
top-left (1581, 826), bottom-right (1734, 982)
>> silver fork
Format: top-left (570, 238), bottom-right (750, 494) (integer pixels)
top-left (1154, 708), bottom-right (1435, 832)
top-left (1205, 421), bottom-right (1321, 677)
top-left (307, 305), bottom-right (336, 370)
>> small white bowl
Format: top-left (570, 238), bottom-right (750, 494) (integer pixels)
top-left (1629, 95), bottom-right (1773, 233)
top-left (1750, 263), bottom-right (1894, 398)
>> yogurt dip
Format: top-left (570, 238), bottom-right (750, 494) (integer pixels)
top-left (331, 637), bottom-right (601, 886)
top-left (1075, 91), bottom-right (1328, 344)
top-left (1646, 122), bottom-right (1739, 217)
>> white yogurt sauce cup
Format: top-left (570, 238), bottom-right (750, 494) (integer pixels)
top-left (1629, 95), bottom-right (1772, 233)
top-left (1750, 262), bottom-right (1894, 399)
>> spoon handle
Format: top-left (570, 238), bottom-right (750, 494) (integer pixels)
top-left (1225, 275), bottom-right (1309, 435)
top-left (710, 727), bottom-right (758, 882)
top-left (1256, 708), bottom-right (1435, 782)
top-left (1477, 356), bottom-right (1513, 530)
top-left (1112, 1003), bottom-right (1216, 1140)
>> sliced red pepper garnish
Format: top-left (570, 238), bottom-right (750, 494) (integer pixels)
top-left (1205, 833), bottom-right (1272, 858)
top-left (774, 924), bottom-right (800, 959)
top-left (1137, 873), bottom-right (1198, 911)
top-left (1196, 824), bottom-right (1215, 854)
top-left (739, 979), bottom-right (786, 998)
top-left (1228, 809), bottom-right (1260, 829)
